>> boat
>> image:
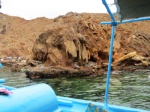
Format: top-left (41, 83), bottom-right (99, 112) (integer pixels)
top-left (0, 0), bottom-right (150, 112)
top-left (0, 81), bottom-right (149, 112)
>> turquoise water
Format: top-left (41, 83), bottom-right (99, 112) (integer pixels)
top-left (0, 67), bottom-right (150, 111)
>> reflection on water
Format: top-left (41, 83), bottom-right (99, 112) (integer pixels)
top-left (0, 67), bottom-right (150, 110)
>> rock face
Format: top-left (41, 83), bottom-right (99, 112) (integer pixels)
top-left (0, 12), bottom-right (150, 78)
top-left (32, 12), bottom-right (150, 68)
top-left (128, 32), bottom-right (150, 56)
top-left (0, 13), bottom-right (53, 58)
top-left (32, 13), bottom-right (111, 67)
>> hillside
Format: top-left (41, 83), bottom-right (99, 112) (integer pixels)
top-left (0, 12), bottom-right (150, 77)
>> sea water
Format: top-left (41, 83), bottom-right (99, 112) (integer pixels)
top-left (0, 66), bottom-right (149, 111)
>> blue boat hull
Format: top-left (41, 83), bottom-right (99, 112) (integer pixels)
top-left (56, 96), bottom-right (149, 112)
top-left (0, 84), bottom-right (149, 112)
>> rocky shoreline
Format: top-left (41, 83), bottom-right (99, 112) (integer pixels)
top-left (0, 55), bottom-right (149, 79)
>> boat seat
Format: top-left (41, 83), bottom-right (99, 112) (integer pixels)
top-left (0, 83), bottom-right (58, 112)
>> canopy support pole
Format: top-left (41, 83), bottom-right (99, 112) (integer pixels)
top-left (102, 0), bottom-right (116, 23)
top-left (101, 0), bottom-right (117, 110)
top-left (104, 24), bottom-right (116, 110)
top-left (101, 17), bottom-right (150, 25)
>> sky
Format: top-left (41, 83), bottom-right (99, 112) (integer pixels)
top-left (0, 0), bottom-right (116, 20)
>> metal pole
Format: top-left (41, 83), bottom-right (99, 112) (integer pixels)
top-left (104, 25), bottom-right (116, 110)
top-left (102, 0), bottom-right (116, 23)
top-left (101, 17), bottom-right (150, 25)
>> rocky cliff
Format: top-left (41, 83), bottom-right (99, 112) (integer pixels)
top-left (0, 12), bottom-right (150, 78)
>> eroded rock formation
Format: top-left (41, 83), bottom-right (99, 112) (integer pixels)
top-left (0, 12), bottom-right (150, 78)
top-left (32, 12), bottom-right (150, 68)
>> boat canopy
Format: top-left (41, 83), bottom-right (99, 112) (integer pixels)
top-left (115, 0), bottom-right (150, 20)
